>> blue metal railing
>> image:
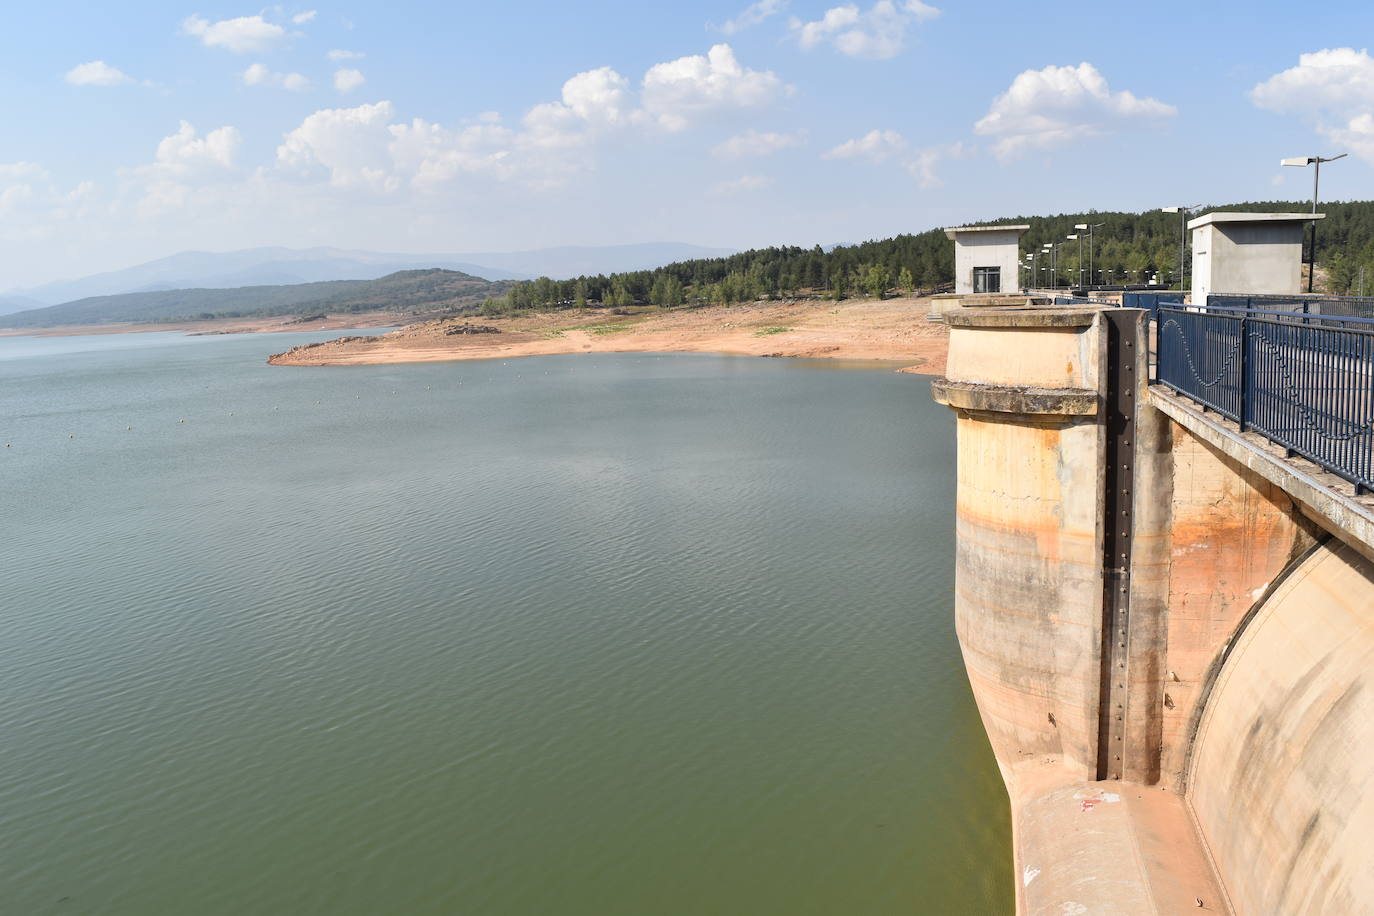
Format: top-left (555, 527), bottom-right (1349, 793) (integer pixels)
top-left (1123, 291), bottom-right (1184, 318)
top-left (1202, 303), bottom-right (1374, 330)
top-left (1054, 295), bottom-right (1117, 306)
top-left (1209, 293), bottom-right (1374, 321)
top-left (1157, 306), bottom-right (1374, 491)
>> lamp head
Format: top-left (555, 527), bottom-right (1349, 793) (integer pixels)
top-left (1282, 156), bottom-right (1316, 167)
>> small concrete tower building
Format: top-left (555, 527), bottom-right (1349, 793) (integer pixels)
top-left (1189, 211), bottom-right (1324, 303)
top-left (945, 224), bottom-right (1031, 295)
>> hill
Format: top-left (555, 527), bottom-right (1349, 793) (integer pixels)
top-left (490, 200), bottom-right (1374, 309)
top-left (0, 269), bottom-right (509, 329)
top-left (0, 295), bottom-right (43, 317)
top-left (5, 242), bottom-right (737, 307)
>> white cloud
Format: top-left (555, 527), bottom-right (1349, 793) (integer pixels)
top-left (327, 48), bottom-right (365, 61)
top-left (1251, 48), bottom-right (1374, 162)
top-left (790, 0), bottom-right (939, 60)
top-left (904, 141), bottom-right (968, 188)
top-left (7, 43), bottom-right (799, 266)
top-left (0, 182), bottom-right (35, 213)
top-left (334, 68), bottom-right (366, 92)
top-left (388, 119), bottom-right (520, 187)
top-left (641, 44), bottom-right (788, 132)
top-left (514, 65), bottom-right (629, 151)
top-left (0, 162), bottom-right (47, 214)
top-left (715, 0), bottom-right (786, 35)
top-left (974, 62), bottom-right (1175, 159)
top-left (274, 101), bottom-right (568, 192)
top-left (122, 122), bottom-right (242, 219)
top-left (712, 128), bottom-right (805, 158)
top-left (712, 174), bottom-right (774, 194)
top-left (0, 162), bottom-right (48, 181)
top-left (1326, 112), bottom-right (1374, 163)
top-left (823, 128), bottom-right (907, 161)
top-left (64, 60), bottom-right (133, 86)
top-left (562, 67), bottom-right (631, 125)
top-left (155, 121), bottom-right (241, 171)
top-left (823, 130), bottom-right (966, 187)
top-left (182, 14), bottom-right (286, 53)
top-left (243, 63), bottom-right (311, 91)
top-left (0, 167), bottom-right (102, 244)
top-left (67, 180), bottom-right (97, 201)
top-left (277, 101), bottom-right (398, 189)
top-left (1252, 48), bottom-right (1374, 116)
top-left (269, 45), bottom-right (788, 197)
top-left (293, 9), bottom-right (317, 24)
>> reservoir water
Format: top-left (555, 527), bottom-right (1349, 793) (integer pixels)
top-left (1, 331), bottom-right (1011, 914)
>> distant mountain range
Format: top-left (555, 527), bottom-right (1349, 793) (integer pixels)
top-left (0, 269), bottom-right (508, 329)
top-left (0, 243), bottom-right (737, 314)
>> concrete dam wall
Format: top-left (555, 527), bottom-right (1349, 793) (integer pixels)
top-left (1190, 539), bottom-right (1374, 913)
top-left (932, 306), bottom-right (1374, 915)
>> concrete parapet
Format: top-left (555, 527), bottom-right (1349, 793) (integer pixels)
top-left (927, 293), bottom-right (1049, 322)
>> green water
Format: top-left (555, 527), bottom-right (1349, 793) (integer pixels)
top-left (0, 332), bottom-right (1011, 915)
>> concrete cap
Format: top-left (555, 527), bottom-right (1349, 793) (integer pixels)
top-left (1187, 211), bottom-right (1325, 230)
top-left (944, 224), bottom-right (1031, 239)
top-left (945, 308), bottom-right (1100, 328)
top-left (931, 378), bottom-right (1099, 416)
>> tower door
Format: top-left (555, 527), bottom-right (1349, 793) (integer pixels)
top-left (973, 266), bottom-right (1001, 294)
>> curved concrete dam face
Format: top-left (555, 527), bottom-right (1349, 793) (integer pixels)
top-left (1190, 539), bottom-right (1374, 914)
top-left (933, 305), bottom-right (1374, 915)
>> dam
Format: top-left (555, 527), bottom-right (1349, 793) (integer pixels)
top-left (930, 217), bottom-right (1374, 914)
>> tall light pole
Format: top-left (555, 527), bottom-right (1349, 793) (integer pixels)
top-left (1067, 233), bottom-right (1082, 289)
top-left (1282, 153), bottom-right (1347, 292)
top-left (1075, 222), bottom-right (1105, 286)
top-left (1042, 242), bottom-right (1055, 288)
top-left (1161, 205), bottom-right (1201, 290)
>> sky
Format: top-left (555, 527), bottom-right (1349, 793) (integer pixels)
top-left (3, 0), bottom-right (1374, 289)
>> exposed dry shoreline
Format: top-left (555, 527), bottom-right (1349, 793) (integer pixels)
top-left (266, 297), bottom-right (950, 375)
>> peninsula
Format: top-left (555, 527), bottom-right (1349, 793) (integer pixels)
top-left (265, 296), bottom-right (951, 374)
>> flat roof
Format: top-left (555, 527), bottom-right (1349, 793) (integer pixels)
top-left (1188, 211), bottom-right (1325, 230)
top-left (944, 224), bottom-right (1030, 239)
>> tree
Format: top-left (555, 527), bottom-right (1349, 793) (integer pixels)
top-left (831, 271), bottom-right (848, 300)
top-left (860, 263), bottom-right (891, 299)
top-left (663, 276), bottom-right (685, 306)
top-left (898, 267), bottom-right (915, 294)
top-left (609, 279), bottom-right (633, 307)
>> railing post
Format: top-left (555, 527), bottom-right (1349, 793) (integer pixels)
top-left (1239, 316), bottom-right (1249, 432)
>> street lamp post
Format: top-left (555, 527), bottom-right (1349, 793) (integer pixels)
top-left (1067, 233), bottom-right (1081, 290)
top-left (1075, 222), bottom-right (1105, 286)
top-left (1161, 206), bottom-right (1201, 290)
top-left (1282, 153), bottom-right (1347, 292)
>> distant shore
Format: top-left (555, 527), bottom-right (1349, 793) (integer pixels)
top-left (265, 297), bottom-right (950, 375)
top-left (0, 311), bottom-right (404, 339)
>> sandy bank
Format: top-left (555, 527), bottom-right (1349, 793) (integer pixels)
top-left (266, 297), bottom-right (950, 375)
